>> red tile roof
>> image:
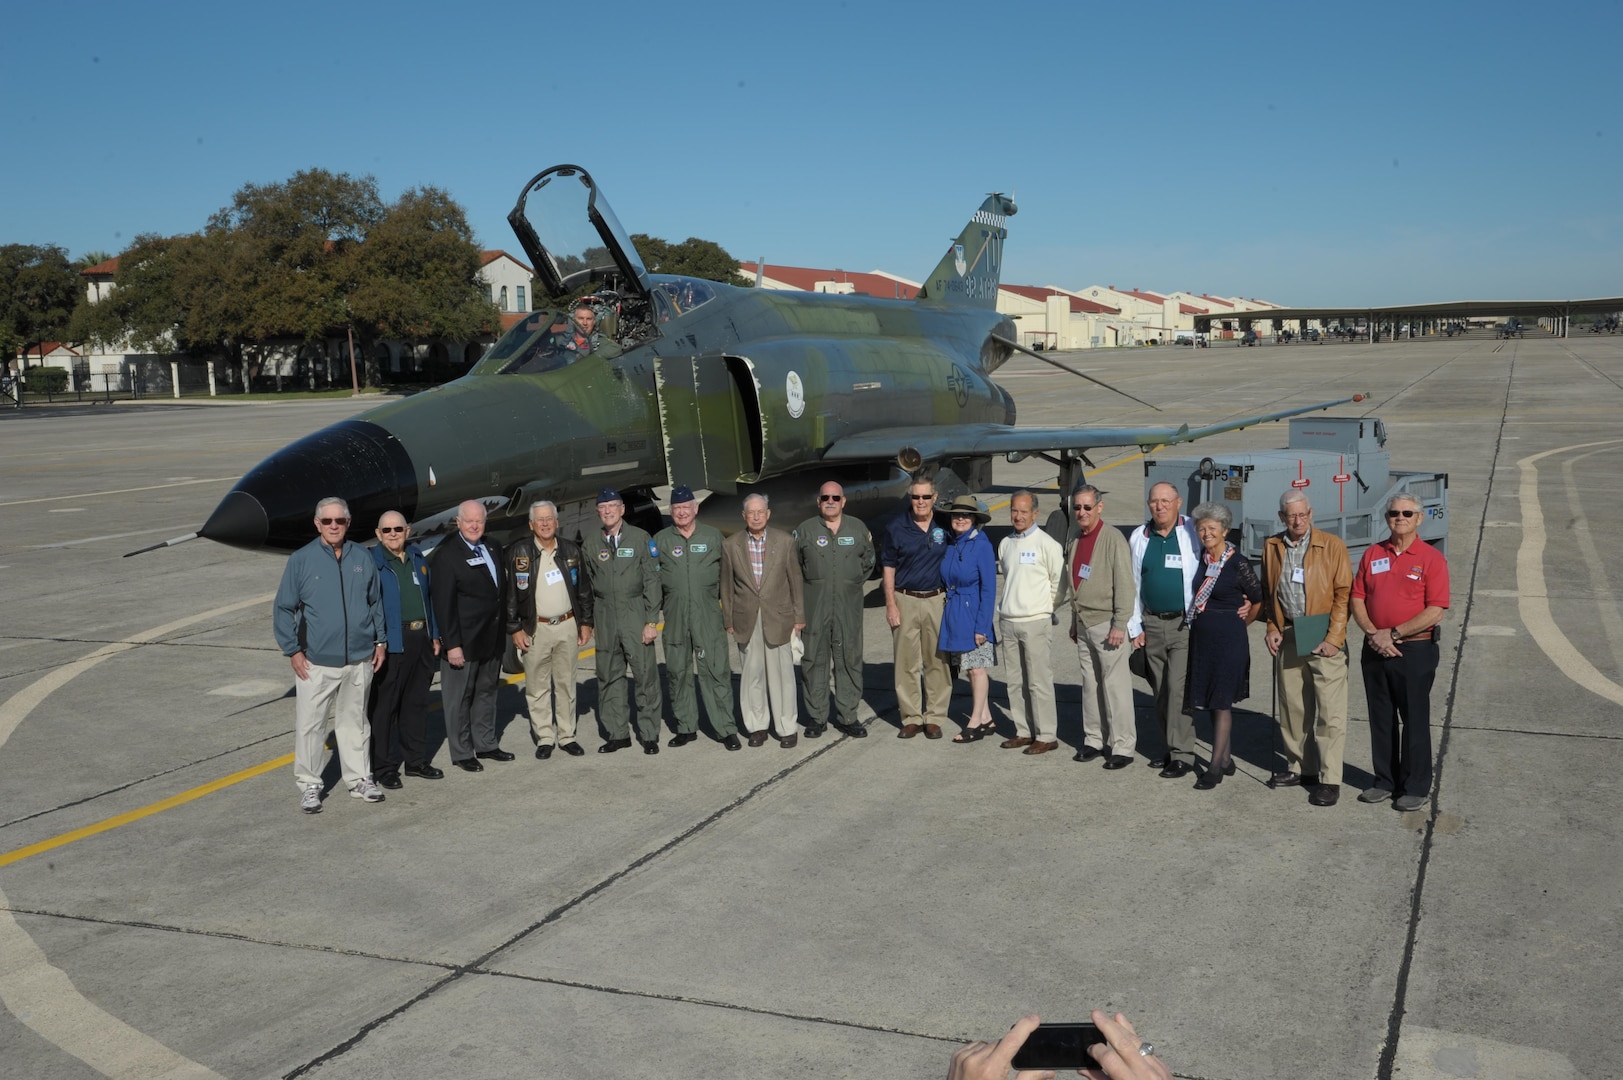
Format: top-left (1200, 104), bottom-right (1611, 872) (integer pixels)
top-left (740, 262), bottom-right (919, 300)
top-left (81, 257), bottom-right (119, 276)
top-left (1122, 288), bottom-right (1167, 304)
top-left (14, 342), bottom-right (80, 358)
top-left (483, 250), bottom-right (535, 273)
top-left (1179, 303), bottom-right (1208, 315)
top-left (1198, 294), bottom-right (1235, 308)
top-left (1001, 284), bottom-right (1119, 315)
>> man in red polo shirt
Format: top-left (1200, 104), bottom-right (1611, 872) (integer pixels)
top-left (1350, 493), bottom-right (1449, 811)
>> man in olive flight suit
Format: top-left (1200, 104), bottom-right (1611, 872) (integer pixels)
top-left (653, 485), bottom-right (740, 750)
top-left (582, 488), bottom-right (664, 755)
top-left (795, 481), bottom-right (876, 738)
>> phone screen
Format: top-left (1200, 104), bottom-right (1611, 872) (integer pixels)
top-left (1010, 1022), bottom-right (1107, 1070)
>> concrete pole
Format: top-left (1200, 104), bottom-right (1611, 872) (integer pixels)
top-left (170, 361), bottom-right (180, 399)
top-left (206, 360), bottom-right (217, 397)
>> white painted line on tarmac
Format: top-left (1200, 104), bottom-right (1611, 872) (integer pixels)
top-left (1516, 439), bottom-right (1623, 706)
top-left (1560, 445), bottom-right (1623, 676)
top-left (29, 526), bottom-right (180, 550)
top-left (0, 477), bottom-right (237, 508)
top-left (0, 593), bottom-right (271, 1080)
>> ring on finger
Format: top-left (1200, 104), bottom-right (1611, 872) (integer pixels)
top-left (1137, 1042), bottom-right (1154, 1058)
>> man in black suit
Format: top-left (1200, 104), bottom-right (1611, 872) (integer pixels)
top-left (429, 500), bottom-right (510, 772)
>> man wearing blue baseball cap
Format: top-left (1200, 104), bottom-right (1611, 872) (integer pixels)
top-left (582, 488), bottom-right (664, 753)
top-left (654, 486), bottom-right (739, 749)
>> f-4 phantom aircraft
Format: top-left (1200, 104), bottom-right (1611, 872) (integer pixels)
top-left (181, 164), bottom-right (1358, 554)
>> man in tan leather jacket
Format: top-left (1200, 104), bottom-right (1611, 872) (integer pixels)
top-left (1261, 492), bottom-right (1353, 805)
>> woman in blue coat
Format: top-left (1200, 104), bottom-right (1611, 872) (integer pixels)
top-left (937, 496), bottom-right (998, 741)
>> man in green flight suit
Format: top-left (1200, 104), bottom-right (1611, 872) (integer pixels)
top-left (653, 485), bottom-right (740, 751)
top-left (795, 481), bottom-right (876, 738)
top-left (582, 488), bottom-right (663, 755)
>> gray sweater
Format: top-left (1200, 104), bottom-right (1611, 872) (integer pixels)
top-left (1059, 524), bottom-right (1137, 631)
top-left (273, 538), bottom-right (384, 667)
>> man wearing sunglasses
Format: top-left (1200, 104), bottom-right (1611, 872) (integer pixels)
top-left (795, 482), bottom-right (876, 738)
top-left (367, 511), bottom-right (442, 787)
top-left (1350, 493), bottom-right (1449, 812)
top-left (273, 497), bottom-right (387, 813)
top-left (881, 479), bottom-right (953, 739)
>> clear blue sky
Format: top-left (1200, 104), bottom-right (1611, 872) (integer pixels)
top-left (4, 0), bottom-right (1619, 306)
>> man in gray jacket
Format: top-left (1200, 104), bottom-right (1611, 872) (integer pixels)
top-left (1059, 486), bottom-right (1138, 769)
top-left (273, 497), bottom-right (387, 814)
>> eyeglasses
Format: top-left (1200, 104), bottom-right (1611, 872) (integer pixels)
top-left (378, 526), bottom-right (406, 533)
top-left (819, 494), bottom-right (843, 502)
top-left (909, 495), bottom-right (935, 501)
top-left (317, 517), bottom-right (349, 526)
top-left (1073, 504), bottom-right (1097, 512)
top-left (1386, 509), bottom-right (1419, 518)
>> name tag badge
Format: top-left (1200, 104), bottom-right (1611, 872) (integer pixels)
top-left (1077, 564), bottom-right (1091, 581)
top-left (544, 568), bottom-right (564, 586)
top-left (515, 572), bottom-right (530, 591)
top-left (1291, 567), bottom-right (1305, 584)
top-left (616, 547), bottom-right (636, 558)
top-left (1165, 554), bottom-right (1183, 569)
top-left (1205, 563), bottom-right (1222, 578)
top-left (411, 573), bottom-right (420, 585)
top-left (466, 558), bottom-right (484, 567)
top-left (691, 543), bottom-right (708, 553)
top-left (1371, 557), bottom-right (1391, 575)
top-left (1020, 549), bottom-right (1038, 564)
top-left (836, 535), bottom-right (855, 546)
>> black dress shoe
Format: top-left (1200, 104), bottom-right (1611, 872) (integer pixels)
top-left (668, 731), bottom-right (698, 747)
top-left (1147, 755), bottom-right (1169, 769)
top-left (833, 721), bottom-right (868, 738)
top-left (378, 773), bottom-right (403, 789)
top-left (560, 742), bottom-right (585, 757)
top-left (404, 763), bottom-right (443, 779)
top-left (535, 745), bottom-right (554, 760)
top-left (1193, 768), bottom-right (1224, 790)
top-left (642, 740), bottom-right (660, 755)
top-left (452, 758), bottom-right (483, 772)
top-left (1159, 761), bottom-right (1192, 779)
top-left (722, 734), bottom-right (742, 751)
top-left (597, 738), bottom-right (632, 754)
top-left (1268, 771), bottom-right (1302, 788)
top-left (1223, 761), bottom-right (1236, 776)
top-left (803, 723), bottom-right (826, 739)
top-left (476, 748), bottom-right (515, 762)
top-left (747, 731), bottom-right (768, 747)
top-left (1309, 784), bottom-right (1341, 806)
top-left (1073, 746), bottom-right (1104, 763)
top-left (1103, 755), bottom-right (1133, 770)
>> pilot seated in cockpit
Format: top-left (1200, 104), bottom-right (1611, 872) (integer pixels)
top-left (547, 302), bottom-right (605, 359)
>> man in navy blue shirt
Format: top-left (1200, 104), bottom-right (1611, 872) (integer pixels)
top-left (881, 478), bottom-right (951, 739)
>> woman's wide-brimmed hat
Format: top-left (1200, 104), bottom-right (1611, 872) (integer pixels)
top-left (938, 495), bottom-right (990, 525)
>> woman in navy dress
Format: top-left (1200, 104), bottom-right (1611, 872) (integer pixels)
top-left (936, 496), bottom-right (998, 741)
top-left (1184, 502), bottom-right (1262, 789)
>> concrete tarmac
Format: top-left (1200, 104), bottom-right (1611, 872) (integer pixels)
top-left (1, 333), bottom-right (1619, 1079)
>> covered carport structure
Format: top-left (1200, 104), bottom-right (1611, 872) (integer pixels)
top-left (1193, 296), bottom-right (1623, 341)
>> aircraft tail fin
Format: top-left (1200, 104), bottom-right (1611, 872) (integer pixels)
top-left (916, 193), bottom-right (1016, 308)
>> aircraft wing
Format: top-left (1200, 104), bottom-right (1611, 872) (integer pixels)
top-left (820, 396), bottom-right (1364, 462)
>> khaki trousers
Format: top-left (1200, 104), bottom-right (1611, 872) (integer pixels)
top-left (1277, 633), bottom-right (1349, 784)
top-left (1000, 614), bottom-right (1057, 743)
top-left (893, 592), bottom-right (950, 726)
top-left (293, 661), bottom-right (373, 790)
top-left (1075, 619), bottom-right (1136, 756)
top-left (1142, 615), bottom-right (1195, 763)
top-left (522, 619), bottom-right (579, 746)
top-left (739, 621), bottom-right (797, 737)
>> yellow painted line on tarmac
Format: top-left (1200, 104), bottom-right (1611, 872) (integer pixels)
top-left (983, 447), bottom-right (1157, 512)
top-left (0, 755), bottom-right (294, 869)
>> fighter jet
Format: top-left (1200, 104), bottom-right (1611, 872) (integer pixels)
top-left (178, 164), bottom-right (1360, 554)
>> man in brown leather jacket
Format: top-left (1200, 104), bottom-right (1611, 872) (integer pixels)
top-left (503, 501), bottom-right (594, 759)
top-left (1261, 492), bottom-right (1353, 805)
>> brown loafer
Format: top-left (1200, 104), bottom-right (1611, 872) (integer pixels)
top-left (898, 723), bottom-right (924, 739)
top-left (922, 723), bottom-right (943, 740)
top-left (1001, 736), bottom-right (1034, 749)
top-left (778, 733), bottom-right (798, 749)
top-left (1022, 740), bottom-right (1060, 756)
top-left (1309, 784), bottom-right (1341, 806)
top-left (747, 731), bottom-right (768, 747)
top-left (1268, 771), bottom-right (1302, 788)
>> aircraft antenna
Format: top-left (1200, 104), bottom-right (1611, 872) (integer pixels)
top-left (124, 532), bottom-right (200, 557)
top-left (992, 335), bottom-right (1162, 412)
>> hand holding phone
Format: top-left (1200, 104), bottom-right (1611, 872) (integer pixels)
top-left (1009, 1022), bottom-right (1106, 1070)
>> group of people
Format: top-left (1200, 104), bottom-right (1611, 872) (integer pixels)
top-left (273, 473), bottom-right (1448, 816)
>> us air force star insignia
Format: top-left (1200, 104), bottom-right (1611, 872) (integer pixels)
top-left (785, 370), bottom-right (805, 419)
top-left (816, 535), bottom-right (828, 547)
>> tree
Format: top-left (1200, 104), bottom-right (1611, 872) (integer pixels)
top-left (75, 250), bottom-right (113, 270)
top-left (0, 244), bottom-right (80, 367)
top-left (69, 233), bottom-right (197, 355)
top-left (350, 185), bottom-right (494, 384)
top-left (629, 235), bottom-right (750, 286)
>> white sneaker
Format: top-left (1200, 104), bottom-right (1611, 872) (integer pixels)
top-left (349, 777), bottom-right (385, 803)
top-left (300, 783), bottom-right (323, 814)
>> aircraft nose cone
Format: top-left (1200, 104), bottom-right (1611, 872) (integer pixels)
top-left (200, 419), bottom-right (419, 552)
top-left (200, 490), bottom-right (270, 550)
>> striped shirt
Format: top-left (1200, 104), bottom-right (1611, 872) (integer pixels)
top-left (747, 531), bottom-right (766, 585)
